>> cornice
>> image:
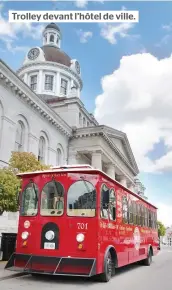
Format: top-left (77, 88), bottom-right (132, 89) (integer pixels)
top-left (100, 125), bottom-right (139, 173)
top-left (16, 61), bottom-right (83, 90)
top-left (72, 126), bottom-right (139, 175)
top-left (0, 59), bottom-right (72, 138)
top-left (47, 96), bottom-right (98, 126)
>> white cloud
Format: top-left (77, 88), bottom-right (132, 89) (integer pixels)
top-left (74, 0), bottom-right (104, 8)
top-left (162, 23), bottom-right (172, 32)
top-left (74, 0), bottom-right (88, 8)
top-left (0, 4), bottom-right (44, 53)
top-left (77, 29), bottom-right (93, 43)
top-left (100, 22), bottom-right (135, 44)
top-left (157, 202), bottom-right (172, 227)
top-left (94, 52), bottom-right (172, 173)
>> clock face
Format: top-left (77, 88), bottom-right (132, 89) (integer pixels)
top-left (75, 61), bottom-right (80, 74)
top-left (28, 48), bottom-right (40, 60)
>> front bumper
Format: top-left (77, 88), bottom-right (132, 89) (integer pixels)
top-left (5, 253), bottom-right (97, 277)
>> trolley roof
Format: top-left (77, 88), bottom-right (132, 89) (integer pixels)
top-left (17, 164), bottom-right (157, 209)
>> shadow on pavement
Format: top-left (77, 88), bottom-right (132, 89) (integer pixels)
top-left (19, 262), bottom-right (143, 285)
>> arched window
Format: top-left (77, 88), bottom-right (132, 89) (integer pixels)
top-left (56, 148), bottom-right (62, 166)
top-left (21, 182), bottom-right (39, 216)
top-left (50, 34), bottom-right (54, 42)
top-left (38, 136), bottom-right (45, 163)
top-left (79, 112), bottom-right (82, 127)
top-left (83, 117), bottom-right (86, 127)
top-left (40, 180), bottom-right (64, 216)
top-left (67, 180), bottom-right (96, 217)
top-left (15, 121), bottom-right (24, 152)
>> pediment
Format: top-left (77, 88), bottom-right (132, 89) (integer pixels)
top-left (104, 126), bottom-right (139, 173)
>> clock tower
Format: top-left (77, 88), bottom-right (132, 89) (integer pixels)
top-left (17, 23), bottom-right (82, 100)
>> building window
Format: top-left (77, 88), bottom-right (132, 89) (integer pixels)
top-left (83, 117), bottom-right (86, 127)
top-left (15, 121), bottom-right (24, 152)
top-left (87, 122), bottom-right (89, 127)
top-left (60, 78), bottom-right (68, 95)
top-left (50, 34), bottom-right (54, 42)
top-left (38, 136), bottom-right (45, 163)
top-left (56, 148), bottom-right (62, 166)
top-left (45, 75), bottom-right (54, 91)
top-left (79, 112), bottom-right (82, 127)
top-left (30, 75), bottom-right (37, 91)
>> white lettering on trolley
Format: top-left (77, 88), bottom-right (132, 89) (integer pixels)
top-left (77, 223), bottom-right (88, 230)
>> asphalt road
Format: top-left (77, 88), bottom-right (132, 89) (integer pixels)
top-left (0, 247), bottom-right (171, 290)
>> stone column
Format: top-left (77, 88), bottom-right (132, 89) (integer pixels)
top-left (68, 150), bottom-right (78, 165)
top-left (91, 150), bottom-right (102, 170)
top-left (119, 175), bottom-right (127, 187)
top-left (38, 69), bottom-right (43, 94)
top-left (106, 163), bottom-right (116, 179)
top-left (128, 183), bottom-right (134, 192)
top-left (56, 72), bottom-right (60, 96)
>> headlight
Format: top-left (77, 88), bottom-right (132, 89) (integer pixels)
top-left (21, 231), bottom-right (29, 240)
top-left (76, 233), bottom-right (85, 242)
top-left (45, 230), bottom-right (55, 241)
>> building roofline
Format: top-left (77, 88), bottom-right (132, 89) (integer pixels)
top-left (72, 126), bottom-right (139, 175)
top-left (0, 59), bottom-right (72, 137)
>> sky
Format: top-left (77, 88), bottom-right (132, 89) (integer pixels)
top-left (1, 0), bottom-right (172, 226)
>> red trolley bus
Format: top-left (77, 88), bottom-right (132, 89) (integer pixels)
top-left (5, 165), bottom-right (159, 282)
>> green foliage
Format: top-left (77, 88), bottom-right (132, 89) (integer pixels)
top-left (0, 168), bottom-right (20, 215)
top-left (0, 151), bottom-right (51, 214)
top-left (157, 220), bottom-right (166, 237)
top-left (9, 151), bottom-right (50, 173)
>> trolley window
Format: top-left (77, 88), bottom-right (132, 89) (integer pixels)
top-left (20, 182), bottom-right (38, 216)
top-left (67, 180), bottom-right (96, 217)
top-left (122, 196), bottom-right (128, 224)
top-left (109, 188), bottom-right (116, 221)
top-left (40, 181), bottom-right (64, 216)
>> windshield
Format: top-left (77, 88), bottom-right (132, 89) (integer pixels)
top-left (40, 180), bottom-right (64, 216)
top-left (67, 180), bottom-right (96, 217)
top-left (20, 182), bottom-right (38, 216)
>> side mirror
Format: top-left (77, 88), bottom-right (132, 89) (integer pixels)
top-left (102, 189), bottom-right (109, 209)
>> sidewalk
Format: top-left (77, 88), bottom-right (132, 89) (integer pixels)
top-left (0, 261), bottom-right (25, 281)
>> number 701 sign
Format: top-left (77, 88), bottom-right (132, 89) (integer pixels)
top-left (77, 223), bottom-right (88, 230)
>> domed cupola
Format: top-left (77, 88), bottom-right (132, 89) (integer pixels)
top-left (43, 22), bottom-right (61, 48)
top-left (17, 23), bottom-right (83, 100)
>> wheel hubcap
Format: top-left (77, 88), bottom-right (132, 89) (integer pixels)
top-left (107, 254), bottom-right (112, 277)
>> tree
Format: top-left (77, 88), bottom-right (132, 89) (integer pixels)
top-left (9, 151), bottom-right (50, 173)
top-left (0, 168), bottom-right (20, 215)
top-left (0, 152), bottom-right (51, 214)
top-left (157, 221), bottom-right (166, 237)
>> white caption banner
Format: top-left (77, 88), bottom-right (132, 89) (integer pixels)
top-left (9, 10), bottom-right (139, 23)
